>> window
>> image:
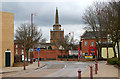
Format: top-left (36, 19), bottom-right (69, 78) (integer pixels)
top-left (85, 41), bottom-right (87, 46)
top-left (16, 45), bottom-right (18, 48)
top-left (21, 45), bottom-right (24, 47)
top-left (16, 49), bottom-right (18, 54)
top-left (53, 33), bottom-right (55, 38)
top-left (59, 27), bottom-right (61, 29)
top-left (22, 49), bottom-right (24, 54)
top-left (53, 27), bottom-right (56, 29)
top-left (60, 32), bottom-right (62, 39)
top-left (91, 41), bottom-right (94, 46)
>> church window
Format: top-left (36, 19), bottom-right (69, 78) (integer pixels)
top-left (60, 32), bottom-right (62, 39)
top-left (53, 33), bottom-right (55, 38)
top-left (53, 27), bottom-right (56, 29)
top-left (59, 27), bottom-right (61, 29)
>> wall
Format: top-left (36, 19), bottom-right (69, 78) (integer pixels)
top-left (50, 31), bottom-right (64, 44)
top-left (82, 39), bottom-right (96, 53)
top-left (14, 43), bottom-right (24, 55)
top-left (82, 38), bottom-right (106, 54)
top-left (0, 12), bottom-right (14, 67)
top-left (34, 50), bottom-right (68, 61)
top-left (0, 12), bottom-right (2, 68)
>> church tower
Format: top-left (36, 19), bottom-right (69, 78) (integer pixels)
top-left (50, 7), bottom-right (64, 43)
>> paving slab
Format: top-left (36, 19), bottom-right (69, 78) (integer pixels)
top-left (0, 62), bottom-right (47, 74)
top-left (82, 61), bottom-right (119, 77)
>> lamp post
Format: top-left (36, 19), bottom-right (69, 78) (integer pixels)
top-left (24, 39), bottom-right (26, 70)
top-left (97, 8), bottom-right (109, 64)
top-left (30, 13), bottom-right (36, 64)
top-left (107, 34), bottom-right (109, 64)
top-left (36, 48), bottom-right (40, 67)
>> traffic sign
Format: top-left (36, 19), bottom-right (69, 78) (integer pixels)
top-left (29, 49), bottom-right (34, 52)
top-left (36, 48), bottom-right (40, 51)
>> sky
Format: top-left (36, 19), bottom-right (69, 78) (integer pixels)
top-left (1, 0), bottom-right (107, 43)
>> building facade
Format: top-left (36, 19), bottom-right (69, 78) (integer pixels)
top-left (81, 31), bottom-right (107, 55)
top-left (50, 8), bottom-right (64, 44)
top-left (14, 40), bottom-right (24, 55)
top-left (0, 12), bottom-right (14, 67)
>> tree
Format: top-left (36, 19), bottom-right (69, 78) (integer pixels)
top-left (82, 2), bottom-right (107, 58)
top-left (107, 1), bottom-right (120, 59)
top-left (15, 23), bottom-right (42, 62)
top-left (82, 1), bottom-right (120, 59)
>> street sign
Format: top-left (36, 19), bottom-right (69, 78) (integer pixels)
top-left (29, 49), bottom-right (34, 52)
top-left (36, 48), bottom-right (40, 51)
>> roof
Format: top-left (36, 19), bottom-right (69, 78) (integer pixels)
top-left (34, 43), bottom-right (55, 49)
top-left (14, 40), bottom-right (23, 44)
top-left (81, 31), bottom-right (107, 39)
top-left (40, 43), bottom-right (55, 46)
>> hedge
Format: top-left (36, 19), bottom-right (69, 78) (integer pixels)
top-left (108, 58), bottom-right (120, 66)
top-left (58, 55), bottom-right (78, 58)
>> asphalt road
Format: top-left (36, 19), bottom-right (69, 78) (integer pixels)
top-left (2, 61), bottom-right (95, 77)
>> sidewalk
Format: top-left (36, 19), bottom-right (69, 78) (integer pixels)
top-left (82, 61), bottom-right (119, 77)
top-left (0, 62), bottom-right (47, 74)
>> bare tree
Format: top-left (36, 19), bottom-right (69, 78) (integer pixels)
top-left (83, 1), bottom-right (120, 59)
top-left (82, 2), bottom-right (107, 58)
top-left (15, 23), bottom-right (42, 62)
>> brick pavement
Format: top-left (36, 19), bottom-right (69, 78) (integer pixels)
top-left (82, 61), bottom-right (119, 77)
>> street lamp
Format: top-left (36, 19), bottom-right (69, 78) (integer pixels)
top-left (97, 7), bottom-right (109, 64)
top-left (24, 39), bottom-right (26, 70)
top-left (36, 48), bottom-right (40, 67)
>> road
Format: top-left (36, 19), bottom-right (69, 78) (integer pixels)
top-left (2, 61), bottom-right (95, 77)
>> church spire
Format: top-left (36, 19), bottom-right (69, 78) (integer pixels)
top-left (55, 7), bottom-right (59, 24)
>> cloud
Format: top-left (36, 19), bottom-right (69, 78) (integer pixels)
top-left (2, 1), bottom-right (95, 42)
top-left (2, 2), bottom-right (89, 26)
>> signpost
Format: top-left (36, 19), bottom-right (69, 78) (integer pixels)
top-left (78, 46), bottom-right (81, 61)
top-left (29, 49), bottom-right (34, 64)
top-left (36, 48), bottom-right (40, 67)
top-left (24, 39), bottom-right (26, 70)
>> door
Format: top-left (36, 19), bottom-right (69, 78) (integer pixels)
top-left (5, 52), bottom-right (11, 67)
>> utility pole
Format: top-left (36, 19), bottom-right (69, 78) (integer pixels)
top-left (30, 13), bottom-right (36, 64)
top-left (24, 39), bottom-right (26, 70)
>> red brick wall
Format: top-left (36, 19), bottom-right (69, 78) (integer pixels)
top-left (81, 38), bottom-right (106, 53)
top-left (33, 50), bottom-right (68, 60)
top-left (14, 43), bottom-right (24, 55)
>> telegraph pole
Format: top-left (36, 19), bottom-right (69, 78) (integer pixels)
top-left (31, 13), bottom-right (33, 64)
top-left (24, 39), bottom-right (26, 70)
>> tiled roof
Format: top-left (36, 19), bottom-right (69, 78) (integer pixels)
top-left (81, 31), bottom-right (107, 39)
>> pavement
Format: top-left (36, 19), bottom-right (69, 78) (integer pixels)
top-left (0, 62), bottom-right (47, 74)
top-left (82, 61), bottom-right (119, 77)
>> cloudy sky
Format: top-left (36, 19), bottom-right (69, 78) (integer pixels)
top-left (1, 0), bottom-right (107, 43)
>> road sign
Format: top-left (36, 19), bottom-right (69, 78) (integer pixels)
top-left (29, 49), bottom-right (34, 52)
top-left (36, 48), bottom-right (40, 51)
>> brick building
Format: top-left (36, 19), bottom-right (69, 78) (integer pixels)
top-left (0, 12), bottom-right (14, 67)
top-left (81, 31), bottom-right (107, 55)
top-left (14, 40), bottom-right (24, 55)
top-left (50, 7), bottom-right (64, 49)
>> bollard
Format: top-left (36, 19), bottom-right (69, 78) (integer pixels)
top-left (78, 69), bottom-right (82, 79)
top-left (96, 61), bottom-right (98, 71)
top-left (95, 60), bottom-right (98, 71)
top-left (38, 59), bottom-right (39, 67)
top-left (95, 63), bottom-right (97, 74)
top-left (90, 66), bottom-right (93, 79)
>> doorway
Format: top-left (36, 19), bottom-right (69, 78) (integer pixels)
top-left (5, 51), bottom-right (11, 67)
